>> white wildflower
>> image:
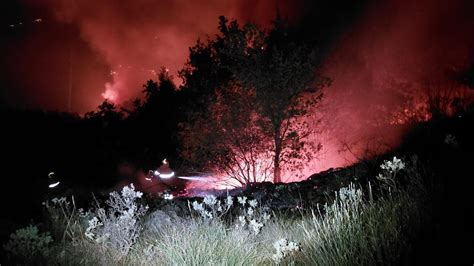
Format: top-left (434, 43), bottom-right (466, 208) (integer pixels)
top-left (226, 196), bottom-right (233, 208)
top-left (203, 195), bottom-right (217, 206)
top-left (380, 156), bottom-right (405, 173)
top-left (192, 201), bottom-right (204, 212)
top-left (376, 173), bottom-right (387, 181)
top-left (338, 184), bottom-right (362, 203)
top-left (247, 207), bottom-right (254, 216)
top-left (121, 184), bottom-right (143, 200)
top-left (85, 217), bottom-right (102, 240)
top-left (85, 231), bottom-right (94, 240)
top-left (248, 199), bottom-right (258, 208)
top-left (287, 241), bottom-right (300, 251)
top-left (203, 210), bottom-right (213, 219)
top-left (237, 196), bottom-right (247, 206)
top-left (51, 197), bottom-right (67, 205)
top-left (444, 134), bottom-right (457, 146)
top-left (249, 219), bottom-right (263, 235)
top-left (238, 216), bottom-right (246, 227)
top-left (272, 238), bottom-right (301, 264)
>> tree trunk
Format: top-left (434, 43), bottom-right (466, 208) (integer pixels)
top-left (273, 136), bottom-right (282, 183)
top-left (274, 160), bottom-right (281, 183)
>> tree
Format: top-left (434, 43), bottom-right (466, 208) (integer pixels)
top-left (180, 83), bottom-right (273, 186)
top-left (125, 67), bottom-right (180, 167)
top-left (84, 100), bottom-right (124, 127)
top-left (178, 27), bottom-right (234, 117)
top-left (180, 16), bottom-right (329, 184)
top-left (218, 16), bottom-right (329, 182)
top-left (178, 18), bottom-right (248, 183)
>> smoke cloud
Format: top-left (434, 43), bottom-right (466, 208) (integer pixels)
top-left (48, 0), bottom-right (300, 108)
top-left (306, 0), bottom-right (474, 174)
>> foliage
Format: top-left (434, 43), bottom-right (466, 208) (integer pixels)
top-left (297, 185), bottom-right (418, 265)
top-left (84, 99), bottom-right (124, 126)
top-left (3, 225), bottom-right (53, 262)
top-left (126, 67), bottom-right (181, 166)
top-left (5, 156), bottom-right (430, 265)
top-left (190, 194), bottom-right (233, 219)
top-left (181, 84), bottom-right (274, 185)
top-left (149, 219), bottom-right (264, 265)
top-left (43, 196), bottom-right (89, 246)
top-left (180, 16), bottom-right (329, 184)
top-left (84, 184), bottom-right (148, 261)
top-left (234, 196), bottom-right (271, 235)
top-left (216, 15), bottom-right (330, 183)
top-left (272, 238), bottom-right (301, 264)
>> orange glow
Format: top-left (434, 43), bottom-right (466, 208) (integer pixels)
top-left (101, 87), bottom-right (118, 102)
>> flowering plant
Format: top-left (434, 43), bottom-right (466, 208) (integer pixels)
top-left (376, 156), bottom-right (406, 190)
top-left (272, 238), bottom-right (301, 264)
top-left (85, 184), bottom-right (148, 261)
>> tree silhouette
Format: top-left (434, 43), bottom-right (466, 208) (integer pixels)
top-left (125, 67), bottom-right (180, 167)
top-left (84, 100), bottom-right (124, 127)
top-left (181, 83), bottom-right (273, 186)
top-left (180, 16), bottom-right (329, 183)
top-left (217, 16), bottom-right (329, 182)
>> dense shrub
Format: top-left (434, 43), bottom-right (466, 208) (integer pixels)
top-left (3, 225), bottom-right (53, 263)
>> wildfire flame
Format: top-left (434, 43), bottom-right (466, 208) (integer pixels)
top-left (101, 84), bottom-right (119, 102)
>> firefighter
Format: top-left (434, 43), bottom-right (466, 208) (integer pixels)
top-left (146, 158), bottom-right (175, 181)
top-left (157, 158), bottom-right (174, 178)
top-left (48, 172), bottom-right (60, 188)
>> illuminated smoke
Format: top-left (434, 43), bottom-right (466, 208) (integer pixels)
top-left (47, 0), bottom-right (300, 105)
top-left (303, 0), bottom-right (474, 175)
top-left (102, 84), bottom-right (119, 102)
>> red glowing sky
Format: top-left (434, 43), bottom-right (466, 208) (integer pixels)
top-left (308, 0), bottom-right (474, 173)
top-left (1, 0), bottom-right (472, 114)
top-left (1, 0), bottom-right (302, 112)
top-left (1, 0), bottom-right (473, 175)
